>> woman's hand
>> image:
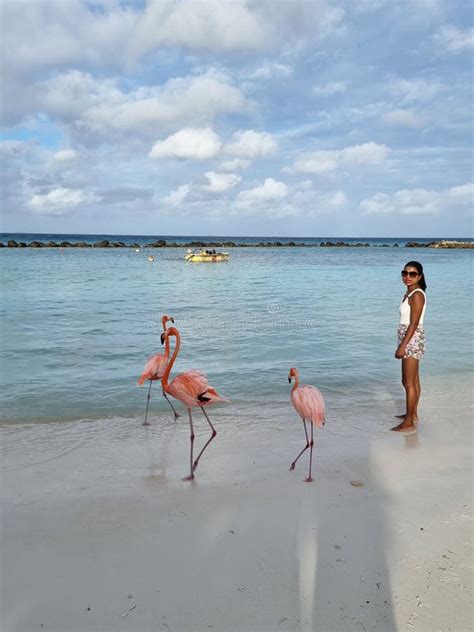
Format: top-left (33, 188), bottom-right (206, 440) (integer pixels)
top-left (395, 344), bottom-right (406, 359)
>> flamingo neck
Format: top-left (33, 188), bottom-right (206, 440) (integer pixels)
top-left (161, 319), bottom-right (170, 357)
top-left (162, 329), bottom-right (180, 391)
top-left (291, 371), bottom-right (300, 392)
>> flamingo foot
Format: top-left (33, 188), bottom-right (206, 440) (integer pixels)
top-left (289, 463), bottom-right (296, 471)
top-left (143, 421), bottom-right (151, 426)
top-left (304, 476), bottom-right (314, 483)
top-left (174, 413), bottom-right (180, 420)
top-left (182, 474), bottom-right (195, 482)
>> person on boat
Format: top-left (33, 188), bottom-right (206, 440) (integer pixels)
top-left (392, 261), bottom-right (427, 433)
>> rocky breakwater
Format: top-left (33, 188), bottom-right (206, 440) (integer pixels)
top-left (405, 240), bottom-right (474, 249)
top-left (2, 238), bottom-right (471, 249)
top-left (1, 239), bottom-right (395, 248)
top-left (428, 240), bottom-right (474, 249)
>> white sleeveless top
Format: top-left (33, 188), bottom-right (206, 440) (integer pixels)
top-left (400, 288), bottom-right (426, 325)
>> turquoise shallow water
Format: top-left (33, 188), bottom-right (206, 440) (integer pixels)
top-left (1, 244), bottom-right (472, 424)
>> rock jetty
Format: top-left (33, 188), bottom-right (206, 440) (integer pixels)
top-left (428, 240), bottom-right (474, 249)
top-left (1, 239), bottom-right (472, 249)
top-left (405, 240), bottom-right (473, 248)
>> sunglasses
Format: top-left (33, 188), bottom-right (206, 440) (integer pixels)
top-left (401, 270), bottom-right (420, 278)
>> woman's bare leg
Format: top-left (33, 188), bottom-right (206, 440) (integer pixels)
top-left (392, 357), bottom-right (418, 432)
top-left (414, 368), bottom-right (421, 420)
top-left (395, 358), bottom-right (419, 422)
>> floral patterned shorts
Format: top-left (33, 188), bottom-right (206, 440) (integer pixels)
top-left (398, 325), bottom-right (426, 360)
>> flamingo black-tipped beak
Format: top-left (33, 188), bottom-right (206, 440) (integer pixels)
top-left (170, 317), bottom-right (174, 323)
top-left (288, 377), bottom-right (291, 383)
top-left (160, 333), bottom-right (165, 345)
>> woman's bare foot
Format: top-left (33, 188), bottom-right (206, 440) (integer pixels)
top-left (395, 413), bottom-right (418, 422)
top-left (391, 419), bottom-right (416, 432)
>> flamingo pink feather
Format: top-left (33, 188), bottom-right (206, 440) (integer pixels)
top-left (167, 369), bottom-right (229, 409)
top-left (291, 384), bottom-right (325, 427)
top-left (137, 354), bottom-right (168, 385)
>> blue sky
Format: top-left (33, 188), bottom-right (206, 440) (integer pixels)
top-left (1, 0), bottom-right (472, 237)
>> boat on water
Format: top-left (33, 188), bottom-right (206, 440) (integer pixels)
top-left (185, 248), bottom-right (230, 262)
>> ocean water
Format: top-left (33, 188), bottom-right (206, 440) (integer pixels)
top-left (1, 239), bottom-right (472, 426)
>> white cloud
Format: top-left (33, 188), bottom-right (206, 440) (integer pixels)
top-left (434, 26), bottom-right (474, 54)
top-left (326, 190), bottom-right (347, 207)
top-left (87, 73), bottom-right (247, 139)
top-left (225, 129), bottom-right (277, 158)
top-left (149, 127), bottom-right (222, 160)
top-left (253, 0), bottom-right (345, 43)
top-left (53, 149), bottom-right (79, 162)
top-left (361, 182), bottom-right (474, 215)
top-left (382, 109), bottom-right (424, 128)
top-left (0, 140), bottom-right (29, 155)
top-left (312, 81), bottom-right (347, 97)
top-left (38, 71), bottom-right (121, 121)
top-left (341, 142), bottom-right (390, 165)
top-left (236, 178), bottom-right (288, 206)
top-left (128, 0), bottom-right (265, 60)
top-left (388, 78), bottom-right (442, 103)
top-left (292, 183), bottom-right (347, 212)
top-left (162, 184), bottom-right (191, 207)
top-left (2, 0), bottom-right (136, 77)
top-left (202, 171), bottom-right (241, 193)
top-left (20, 70), bottom-right (248, 138)
top-left (27, 187), bottom-right (99, 215)
top-left (219, 158), bottom-right (251, 172)
top-left (449, 183), bottom-right (474, 199)
top-left (292, 142), bottom-right (390, 174)
top-left (127, 0), bottom-right (344, 60)
top-left (246, 62), bottom-right (294, 80)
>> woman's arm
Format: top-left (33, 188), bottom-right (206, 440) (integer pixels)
top-left (395, 292), bottom-right (425, 359)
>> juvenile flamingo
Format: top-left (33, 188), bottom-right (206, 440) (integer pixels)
top-left (288, 367), bottom-right (325, 482)
top-left (138, 315), bottom-right (180, 425)
top-left (161, 326), bottom-right (229, 480)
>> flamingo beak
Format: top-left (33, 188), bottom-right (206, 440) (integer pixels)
top-left (170, 317), bottom-right (174, 323)
top-left (161, 333), bottom-right (165, 345)
top-left (288, 377), bottom-right (291, 383)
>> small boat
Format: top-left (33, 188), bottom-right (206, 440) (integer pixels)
top-left (185, 248), bottom-right (230, 263)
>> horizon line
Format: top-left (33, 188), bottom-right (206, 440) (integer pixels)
top-left (1, 232), bottom-right (473, 240)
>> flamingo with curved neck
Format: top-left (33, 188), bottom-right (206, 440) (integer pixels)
top-left (138, 315), bottom-right (180, 425)
top-left (161, 326), bottom-right (229, 480)
top-left (288, 367), bottom-right (325, 482)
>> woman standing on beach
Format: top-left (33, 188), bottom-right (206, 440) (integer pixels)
top-left (392, 261), bottom-right (427, 433)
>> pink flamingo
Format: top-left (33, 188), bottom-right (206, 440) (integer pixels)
top-left (138, 315), bottom-right (180, 425)
top-left (288, 367), bottom-right (325, 482)
top-left (161, 326), bottom-right (229, 480)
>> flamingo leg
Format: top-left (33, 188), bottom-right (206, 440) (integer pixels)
top-left (290, 418), bottom-right (309, 471)
top-left (143, 380), bottom-right (153, 426)
top-left (192, 407), bottom-right (218, 473)
top-left (162, 390), bottom-right (180, 420)
top-left (183, 409), bottom-right (195, 481)
top-left (305, 422), bottom-right (314, 482)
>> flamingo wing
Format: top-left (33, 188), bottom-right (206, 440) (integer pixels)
top-left (138, 353), bottom-right (167, 385)
top-left (292, 384), bottom-right (325, 427)
top-left (168, 370), bottom-right (208, 403)
top-left (168, 370), bottom-right (229, 406)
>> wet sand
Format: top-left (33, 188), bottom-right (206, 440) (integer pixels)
top-left (1, 378), bottom-right (472, 631)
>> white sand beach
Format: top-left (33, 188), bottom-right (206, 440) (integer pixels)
top-left (1, 377), bottom-right (472, 632)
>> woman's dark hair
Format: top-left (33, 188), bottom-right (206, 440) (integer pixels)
top-left (405, 261), bottom-right (427, 290)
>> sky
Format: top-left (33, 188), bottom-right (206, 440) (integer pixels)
top-left (1, 0), bottom-right (473, 238)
